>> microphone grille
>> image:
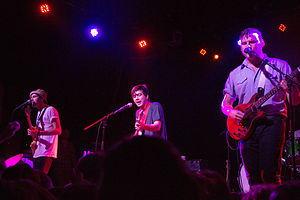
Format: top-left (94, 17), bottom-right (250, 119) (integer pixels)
top-left (244, 47), bottom-right (252, 53)
top-left (127, 103), bottom-right (133, 107)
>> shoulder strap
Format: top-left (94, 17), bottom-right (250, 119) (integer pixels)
top-left (257, 64), bottom-right (270, 96)
top-left (37, 106), bottom-right (49, 125)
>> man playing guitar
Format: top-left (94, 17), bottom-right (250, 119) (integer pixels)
top-left (131, 84), bottom-right (167, 140)
top-left (26, 89), bottom-right (61, 174)
top-left (221, 28), bottom-right (300, 186)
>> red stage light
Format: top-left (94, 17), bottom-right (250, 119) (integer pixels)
top-left (279, 24), bottom-right (286, 32)
top-left (200, 49), bottom-right (207, 56)
top-left (40, 3), bottom-right (50, 13)
top-left (214, 54), bottom-right (219, 60)
top-left (138, 40), bottom-right (147, 48)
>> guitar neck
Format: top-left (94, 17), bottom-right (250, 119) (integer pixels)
top-left (253, 66), bottom-right (300, 109)
top-left (253, 84), bottom-right (281, 108)
top-left (26, 115), bottom-right (33, 130)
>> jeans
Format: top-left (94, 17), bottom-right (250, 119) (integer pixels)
top-left (240, 115), bottom-right (286, 186)
top-left (33, 157), bottom-right (53, 174)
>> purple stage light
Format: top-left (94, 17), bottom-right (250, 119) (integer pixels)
top-left (90, 28), bottom-right (99, 37)
top-left (88, 26), bottom-right (102, 39)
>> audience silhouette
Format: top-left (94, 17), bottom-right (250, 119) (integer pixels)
top-left (194, 169), bottom-right (232, 200)
top-left (1, 132), bottom-right (300, 200)
top-left (98, 135), bottom-right (202, 200)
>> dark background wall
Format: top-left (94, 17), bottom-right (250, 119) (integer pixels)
top-left (1, 0), bottom-right (300, 175)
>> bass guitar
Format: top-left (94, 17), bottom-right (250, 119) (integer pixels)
top-left (227, 66), bottom-right (300, 140)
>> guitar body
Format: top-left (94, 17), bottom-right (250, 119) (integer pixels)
top-left (30, 137), bottom-right (37, 156)
top-left (227, 93), bottom-right (266, 140)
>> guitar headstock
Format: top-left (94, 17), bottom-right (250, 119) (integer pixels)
top-left (296, 66), bottom-right (300, 79)
top-left (293, 66), bottom-right (300, 74)
top-left (286, 66), bottom-right (300, 83)
top-left (24, 105), bottom-right (32, 117)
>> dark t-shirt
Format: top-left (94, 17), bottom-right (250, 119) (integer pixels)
top-left (135, 102), bottom-right (167, 140)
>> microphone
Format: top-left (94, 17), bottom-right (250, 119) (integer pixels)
top-left (244, 47), bottom-right (254, 55)
top-left (14, 100), bottom-right (31, 110)
top-left (112, 103), bottom-right (133, 115)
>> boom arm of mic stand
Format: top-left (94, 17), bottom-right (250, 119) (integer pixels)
top-left (84, 112), bottom-right (116, 152)
top-left (252, 55), bottom-right (300, 86)
top-left (266, 62), bottom-right (300, 86)
top-left (83, 114), bottom-right (111, 131)
top-left (83, 106), bottom-right (125, 131)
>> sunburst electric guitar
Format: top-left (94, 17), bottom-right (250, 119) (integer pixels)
top-left (227, 66), bottom-right (300, 140)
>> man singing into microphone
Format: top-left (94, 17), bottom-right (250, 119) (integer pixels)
top-left (131, 84), bottom-right (167, 140)
top-left (26, 89), bottom-right (61, 174)
top-left (221, 28), bottom-right (300, 186)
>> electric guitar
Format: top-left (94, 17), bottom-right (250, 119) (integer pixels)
top-left (227, 66), bottom-right (300, 140)
top-left (134, 110), bottom-right (143, 136)
top-left (25, 107), bottom-right (38, 155)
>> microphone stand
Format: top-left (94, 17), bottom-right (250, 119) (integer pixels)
top-left (248, 52), bottom-right (300, 179)
top-left (83, 108), bottom-right (125, 152)
top-left (10, 100), bottom-right (31, 121)
top-left (83, 113), bottom-right (113, 152)
top-left (100, 118), bottom-right (107, 151)
top-left (288, 82), bottom-right (297, 179)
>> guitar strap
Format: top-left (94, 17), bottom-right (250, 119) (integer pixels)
top-left (140, 103), bottom-right (151, 124)
top-left (137, 102), bottom-right (151, 135)
top-left (36, 106), bottom-right (48, 127)
top-left (257, 64), bottom-right (269, 97)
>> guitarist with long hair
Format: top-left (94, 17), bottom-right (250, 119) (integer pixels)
top-left (26, 89), bottom-right (61, 175)
top-left (221, 28), bottom-right (300, 187)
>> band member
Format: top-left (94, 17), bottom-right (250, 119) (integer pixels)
top-left (221, 28), bottom-right (300, 186)
top-left (26, 89), bottom-right (61, 174)
top-left (131, 84), bottom-right (167, 140)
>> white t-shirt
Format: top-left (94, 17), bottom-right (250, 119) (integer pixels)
top-left (33, 106), bottom-right (60, 159)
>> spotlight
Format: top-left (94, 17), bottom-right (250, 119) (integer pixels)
top-left (88, 26), bottom-right (101, 39)
top-left (90, 28), bottom-right (99, 37)
top-left (213, 54), bottom-right (219, 60)
top-left (40, 3), bottom-right (50, 14)
top-left (200, 49), bottom-right (207, 56)
top-left (138, 40), bottom-right (147, 48)
top-left (279, 24), bottom-right (286, 32)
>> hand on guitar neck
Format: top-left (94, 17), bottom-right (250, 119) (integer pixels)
top-left (24, 106), bottom-right (32, 124)
top-left (25, 106), bottom-right (38, 137)
top-left (25, 106), bottom-right (38, 155)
